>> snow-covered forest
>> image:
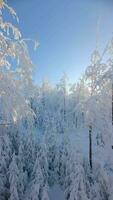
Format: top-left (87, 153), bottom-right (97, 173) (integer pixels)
top-left (0, 1), bottom-right (113, 199)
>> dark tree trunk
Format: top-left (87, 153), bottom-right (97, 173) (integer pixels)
top-left (112, 83), bottom-right (113, 126)
top-left (76, 117), bottom-right (78, 128)
top-left (89, 125), bottom-right (92, 170)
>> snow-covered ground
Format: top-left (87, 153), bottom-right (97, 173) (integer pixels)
top-left (68, 127), bottom-right (89, 158)
top-left (49, 185), bottom-right (65, 200)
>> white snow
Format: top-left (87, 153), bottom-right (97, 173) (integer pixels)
top-left (49, 185), bottom-right (65, 200)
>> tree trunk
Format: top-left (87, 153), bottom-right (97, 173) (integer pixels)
top-left (76, 117), bottom-right (78, 128)
top-left (112, 83), bottom-right (113, 126)
top-left (89, 125), bottom-right (92, 170)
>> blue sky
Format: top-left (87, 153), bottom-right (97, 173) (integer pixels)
top-left (7, 0), bottom-right (113, 84)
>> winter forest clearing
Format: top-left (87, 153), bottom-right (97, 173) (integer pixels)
top-left (0, 0), bottom-right (113, 200)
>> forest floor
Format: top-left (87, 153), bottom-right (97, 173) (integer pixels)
top-left (49, 185), bottom-right (65, 200)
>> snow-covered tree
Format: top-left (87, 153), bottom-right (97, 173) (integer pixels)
top-left (9, 153), bottom-right (19, 200)
top-left (26, 152), bottom-right (49, 200)
top-left (65, 151), bottom-right (89, 200)
top-left (0, 0), bottom-right (34, 132)
top-left (0, 129), bottom-right (11, 200)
